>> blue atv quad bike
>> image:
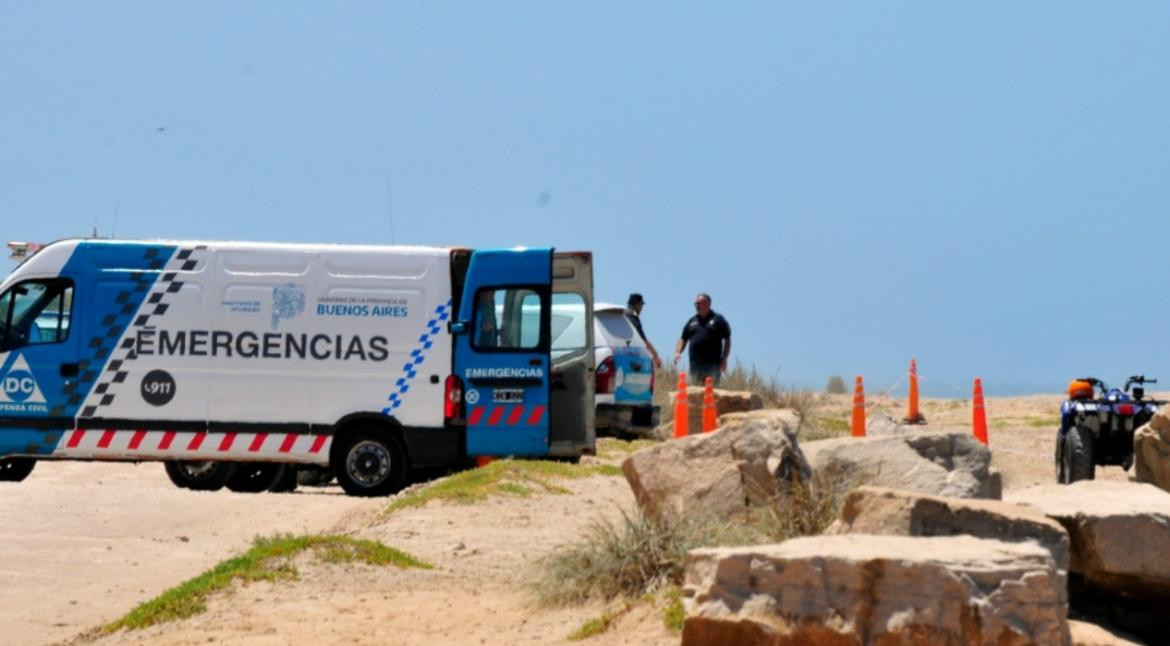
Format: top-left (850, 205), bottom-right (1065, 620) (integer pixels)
top-left (1056, 375), bottom-right (1162, 484)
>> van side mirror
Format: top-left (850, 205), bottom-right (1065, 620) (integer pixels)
top-left (449, 320), bottom-right (468, 335)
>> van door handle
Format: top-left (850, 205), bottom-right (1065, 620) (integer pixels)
top-left (60, 363), bottom-right (79, 378)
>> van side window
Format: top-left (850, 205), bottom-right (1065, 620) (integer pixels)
top-left (551, 293), bottom-right (587, 353)
top-left (0, 279), bottom-right (74, 351)
top-left (473, 287), bottom-right (543, 351)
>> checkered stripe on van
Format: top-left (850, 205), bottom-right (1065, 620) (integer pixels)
top-left (78, 246), bottom-right (205, 418)
top-left (52, 246), bottom-right (174, 419)
top-left (383, 300), bottom-right (451, 415)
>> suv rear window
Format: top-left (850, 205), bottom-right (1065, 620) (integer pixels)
top-left (595, 311), bottom-right (643, 347)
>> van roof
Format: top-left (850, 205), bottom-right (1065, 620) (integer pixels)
top-left (43, 238), bottom-right (456, 256)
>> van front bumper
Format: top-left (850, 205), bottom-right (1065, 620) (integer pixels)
top-left (595, 403), bottom-right (660, 433)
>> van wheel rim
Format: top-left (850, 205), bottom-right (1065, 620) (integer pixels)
top-left (347, 441), bottom-right (390, 487)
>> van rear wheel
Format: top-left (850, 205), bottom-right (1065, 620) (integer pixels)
top-left (164, 461), bottom-right (235, 491)
top-left (334, 431), bottom-right (407, 497)
top-left (0, 458), bottom-right (36, 482)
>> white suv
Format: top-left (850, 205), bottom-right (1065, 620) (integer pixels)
top-left (593, 304), bottom-right (660, 434)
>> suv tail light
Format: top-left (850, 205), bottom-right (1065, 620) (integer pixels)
top-left (445, 375), bottom-right (464, 422)
top-left (596, 356), bottom-right (616, 395)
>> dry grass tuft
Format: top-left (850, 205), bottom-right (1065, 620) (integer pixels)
top-left (536, 467), bottom-right (857, 605)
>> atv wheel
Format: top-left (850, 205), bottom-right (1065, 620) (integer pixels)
top-left (0, 458), bottom-right (36, 482)
top-left (334, 431), bottom-right (407, 497)
top-left (1054, 432), bottom-right (1067, 484)
top-left (165, 461), bottom-right (236, 491)
top-left (225, 463), bottom-right (285, 493)
top-left (1063, 426), bottom-right (1096, 483)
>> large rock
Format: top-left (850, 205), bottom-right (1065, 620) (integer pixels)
top-left (1007, 481), bottom-right (1170, 599)
top-left (622, 409), bottom-right (809, 521)
top-left (828, 486), bottom-right (1070, 576)
top-left (1133, 405), bottom-right (1170, 492)
top-left (803, 431), bottom-right (1002, 500)
top-left (655, 387), bottom-right (764, 438)
top-left (683, 534), bottom-right (1069, 645)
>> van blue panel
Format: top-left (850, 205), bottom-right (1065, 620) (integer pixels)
top-left (0, 242), bottom-right (177, 458)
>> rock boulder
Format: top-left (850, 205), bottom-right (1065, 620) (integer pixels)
top-left (1133, 405), bottom-right (1170, 493)
top-left (683, 534), bottom-right (1068, 645)
top-left (1007, 481), bottom-right (1170, 599)
top-left (828, 485), bottom-right (1070, 575)
top-left (622, 409), bottom-right (809, 521)
top-left (803, 431), bottom-right (1002, 499)
top-left (654, 387), bottom-right (764, 438)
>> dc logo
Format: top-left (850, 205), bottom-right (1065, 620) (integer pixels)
top-left (3, 370), bottom-right (36, 403)
top-left (465, 389), bottom-right (480, 405)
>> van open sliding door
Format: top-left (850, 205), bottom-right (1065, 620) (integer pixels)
top-left (547, 252), bottom-right (594, 457)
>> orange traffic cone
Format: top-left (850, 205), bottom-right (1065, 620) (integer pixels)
top-left (851, 376), bottom-right (866, 437)
top-left (904, 358), bottom-right (926, 424)
top-left (972, 378), bottom-right (989, 446)
top-left (674, 373), bottom-right (690, 438)
top-left (702, 376), bottom-right (717, 432)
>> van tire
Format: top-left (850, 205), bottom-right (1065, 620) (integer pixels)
top-left (0, 458), bottom-right (36, 482)
top-left (226, 463), bottom-right (285, 493)
top-left (164, 461), bottom-right (236, 491)
top-left (334, 430), bottom-right (408, 497)
top-left (267, 466), bottom-right (299, 493)
top-left (297, 466), bottom-right (334, 487)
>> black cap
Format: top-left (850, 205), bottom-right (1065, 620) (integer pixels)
top-left (627, 292), bottom-right (645, 306)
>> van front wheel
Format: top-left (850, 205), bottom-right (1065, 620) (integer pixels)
top-left (334, 431), bottom-right (407, 497)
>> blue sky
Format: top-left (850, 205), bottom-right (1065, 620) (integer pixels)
top-left (3, 3), bottom-right (1168, 396)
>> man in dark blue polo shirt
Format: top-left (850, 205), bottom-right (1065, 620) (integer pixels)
top-left (673, 293), bottom-right (732, 386)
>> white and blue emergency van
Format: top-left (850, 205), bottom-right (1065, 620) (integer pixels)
top-left (0, 239), bottom-right (595, 496)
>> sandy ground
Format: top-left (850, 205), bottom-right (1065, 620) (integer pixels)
top-left (0, 462), bottom-right (382, 646)
top-left (2, 394), bottom-right (1152, 646)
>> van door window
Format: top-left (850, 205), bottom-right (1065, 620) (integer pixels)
top-left (0, 279), bottom-right (73, 351)
top-left (473, 287), bottom-right (543, 351)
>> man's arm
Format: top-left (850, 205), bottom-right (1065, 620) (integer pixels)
top-left (645, 338), bottom-right (662, 369)
top-left (720, 337), bottom-right (732, 373)
top-left (719, 316), bottom-right (732, 372)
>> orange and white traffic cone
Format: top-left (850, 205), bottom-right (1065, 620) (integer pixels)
top-left (904, 358), bottom-right (926, 424)
top-left (702, 376), bottom-right (717, 432)
top-left (851, 376), bottom-right (866, 437)
top-left (674, 373), bottom-right (689, 438)
top-left (972, 378), bottom-right (989, 446)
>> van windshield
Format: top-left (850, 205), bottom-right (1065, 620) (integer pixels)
top-left (0, 279), bottom-right (74, 350)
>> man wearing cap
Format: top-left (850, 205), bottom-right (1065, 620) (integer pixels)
top-left (625, 293), bottom-right (663, 369)
top-left (673, 292), bottom-right (732, 385)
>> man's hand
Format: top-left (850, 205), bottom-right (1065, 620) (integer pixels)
top-left (719, 358), bottom-right (728, 373)
top-left (652, 354), bottom-right (663, 369)
top-left (672, 352), bottom-right (681, 367)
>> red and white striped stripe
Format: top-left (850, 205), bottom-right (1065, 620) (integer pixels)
top-left (53, 429), bottom-right (331, 465)
top-left (466, 405), bottom-right (545, 427)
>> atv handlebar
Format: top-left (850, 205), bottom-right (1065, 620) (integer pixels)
top-left (1126, 375), bottom-right (1157, 393)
